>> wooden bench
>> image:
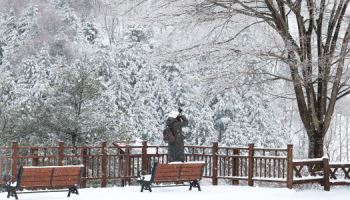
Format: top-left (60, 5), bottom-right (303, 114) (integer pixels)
top-left (4, 165), bottom-right (83, 199)
top-left (138, 162), bottom-right (205, 192)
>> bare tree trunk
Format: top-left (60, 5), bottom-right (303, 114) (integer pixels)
top-left (339, 115), bottom-right (343, 162)
top-left (197, 0), bottom-right (350, 158)
top-left (347, 116), bottom-right (349, 162)
top-left (68, 129), bottom-right (78, 147)
top-left (308, 131), bottom-right (324, 158)
top-left (72, 132), bottom-right (77, 147)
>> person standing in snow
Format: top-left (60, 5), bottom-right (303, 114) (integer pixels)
top-left (166, 108), bottom-right (189, 162)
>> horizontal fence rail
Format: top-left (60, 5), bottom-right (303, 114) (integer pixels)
top-left (291, 158), bottom-right (350, 190)
top-left (0, 142), bottom-right (348, 190)
top-left (292, 158), bottom-right (325, 185)
top-left (329, 163), bottom-right (350, 186)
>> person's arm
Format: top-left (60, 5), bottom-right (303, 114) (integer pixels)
top-left (179, 115), bottom-right (189, 127)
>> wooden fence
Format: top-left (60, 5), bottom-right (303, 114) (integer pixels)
top-left (292, 158), bottom-right (350, 191)
top-left (0, 142), bottom-right (349, 190)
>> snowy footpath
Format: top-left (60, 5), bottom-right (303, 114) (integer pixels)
top-left (3, 185), bottom-right (350, 200)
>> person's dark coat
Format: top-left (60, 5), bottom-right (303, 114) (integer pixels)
top-left (166, 115), bottom-right (188, 162)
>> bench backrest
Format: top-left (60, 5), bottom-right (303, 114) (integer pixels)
top-left (51, 166), bottom-right (82, 187)
top-left (177, 163), bottom-right (204, 181)
top-left (153, 162), bottom-right (204, 182)
top-left (18, 165), bottom-right (83, 189)
top-left (21, 167), bottom-right (52, 188)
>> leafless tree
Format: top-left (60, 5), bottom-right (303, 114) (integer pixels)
top-left (196, 0), bottom-right (350, 158)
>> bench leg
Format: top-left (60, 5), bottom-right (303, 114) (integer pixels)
top-left (68, 186), bottom-right (79, 197)
top-left (189, 180), bottom-right (201, 191)
top-left (141, 183), bottom-right (152, 192)
top-left (14, 191), bottom-right (18, 200)
top-left (7, 189), bottom-right (18, 200)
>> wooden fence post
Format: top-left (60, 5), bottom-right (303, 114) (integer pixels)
top-left (58, 142), bottom-right (64, 166)
top-left (286, 144), bottom-right (293, 189)
top-left (101, 142), bottom-right (107, 187)
top-left (118, 147), bottom-right (126, 187)
top-left (248, 143), bottom-right (254, 186)
top-left (323, 157), bottom-right (330, 191)
top-left (142, 141), bottom-right (148, 173)
top-left (80, 147), bottom-right (88, 188)
top-left (212, 142), bottom-right (218, 185)
top-left (30, 147), bottom-right (39, 166)
top-left (11, 142), bottom-right (18, 179)
top-left (232, 148), bottom-right (240, 185)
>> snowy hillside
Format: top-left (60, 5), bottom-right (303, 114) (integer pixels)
top-left (0, 0), bottom-right (288, 148)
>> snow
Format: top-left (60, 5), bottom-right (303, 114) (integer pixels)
top-left (330, 162), bottom-right (350, 165)
top-left (2, 185), bottom-right (349, 200)
top-left (138, 174), bottom-right (152, 181)
top-left (293, 158), bottom-right (323, 162)
top-left (331, 179), bottom-right (350, 183)
top-left (294, 176), bottom-right (323, 181)
top-left (252, 177), bottom-right (286, 182)
top-left (254, 156), bottom-right (287, 159)
top-left (7, 181), bottom-right (16, 186)
top-left (169, 161), bottom-right (206, 164)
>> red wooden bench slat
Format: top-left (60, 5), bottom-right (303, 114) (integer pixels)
top-left (23, 167), bottom-right (52, 173)
top-left (52, 169), bottom-right (81, 176)
top-left (155, 177), bottom-right (181, 182)
top-left (21, 167), bottom-right (53, 187)
top-left (154, 173), bottom-right (179, 178)
top-left (155, 169), bottom-right (180, 173)
top-left (22, 168), bottom-right (52, 176)
top-left (51, 181), bottom-right (79, 187)
top-left (21, 178), bottom-right (51, 183)
top-left (52, 178), bottom-right (80, 185)
top-left (180, 174), bottom-right (202, 178)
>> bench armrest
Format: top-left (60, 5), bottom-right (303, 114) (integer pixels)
top-left (137, 174), bottom-right (152, 182)
top-left (3, 175), bottom-right (15, 185)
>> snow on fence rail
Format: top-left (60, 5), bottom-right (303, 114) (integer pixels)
top-left (0, 142), bottom-right (348, 190)
top-left (291, 157), bottom-right (350, 190)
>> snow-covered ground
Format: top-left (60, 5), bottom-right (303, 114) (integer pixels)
top-left (3, 185), bottom-right (350, 200)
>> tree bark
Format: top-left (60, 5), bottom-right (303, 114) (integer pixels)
top-left (72, 132), bottom-right (77, 147)
top-left (308, 131), bottom-right (325, 158)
